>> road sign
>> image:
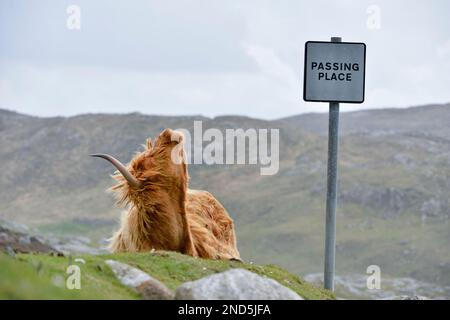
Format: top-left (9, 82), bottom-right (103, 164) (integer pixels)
top-left (302, 37), bottom-right (366, 292)
top-left (303, 41), bottom-right (366, 103)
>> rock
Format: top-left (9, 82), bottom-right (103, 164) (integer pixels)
top-left (105, 260), bottom-right (173, 300)
top-left (175, 268), bottom-right (303, 300)
top-left (0, 225), bottom-right (61, 255)
top-left (137, 280), bottom-right (174, 300)
top-left (0, 232), bottom-right (10, 242)
top-left (387, 295), bottom-right (430, 300)
top-left (5, 245), bottom-right (16, 257)
top-left (50, 239), bottom-right (106, 256)
top-left (18, 235), bottom-right (32, 245)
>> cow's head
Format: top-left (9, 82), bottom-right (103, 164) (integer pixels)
top-left (91, 128), bottom-right (188, 204)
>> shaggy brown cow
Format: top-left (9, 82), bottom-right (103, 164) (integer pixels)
top-left (91, 128), bottom-right (240, 260)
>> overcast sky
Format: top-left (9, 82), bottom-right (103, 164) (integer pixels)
top-left (1, 0), bottom-right (449, 119)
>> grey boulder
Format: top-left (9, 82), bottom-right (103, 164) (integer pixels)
top-left (105, 259), bottom-right (174, 300)
top-left (175, 268), bottom-right (303, 300)
top-left (385, 295), bottom-right (430, 300)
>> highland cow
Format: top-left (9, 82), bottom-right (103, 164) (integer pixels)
top-left (91, 128), bottom-right (240, 260)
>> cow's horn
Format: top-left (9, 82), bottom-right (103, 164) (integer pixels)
top-left (90, 153), bottom-right (142, 188)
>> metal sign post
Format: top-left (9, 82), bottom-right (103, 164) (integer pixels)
top-left (303, 36), bottom-right (366, 291)
top-left (324, 36), bottom-right (342, 291)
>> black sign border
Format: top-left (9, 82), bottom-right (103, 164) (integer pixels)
top-left (303, 41), bottom-right (366, 104)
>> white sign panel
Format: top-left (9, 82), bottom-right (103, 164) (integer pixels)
top-left (303, 41), bottom-right (366, 103)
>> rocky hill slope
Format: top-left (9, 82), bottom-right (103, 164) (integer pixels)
top-left (0, 104), bottom-right (449, 296)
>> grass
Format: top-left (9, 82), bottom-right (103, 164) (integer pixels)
top-left (0, 251), bottom-right (334, 300)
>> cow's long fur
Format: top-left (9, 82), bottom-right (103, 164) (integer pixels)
top-left (107, 129), bottom-right (240, 260)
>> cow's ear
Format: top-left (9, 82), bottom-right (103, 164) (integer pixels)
top-left (146, 138), bottom-right (153, 150)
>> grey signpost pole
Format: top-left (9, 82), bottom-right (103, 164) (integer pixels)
top-left (324, 36), bottom-right (341, 291)
top-left (304, 36), bottom-right (365, 291)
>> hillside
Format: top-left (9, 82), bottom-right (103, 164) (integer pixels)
top-left (0, 251), bottom-right (333, 300)
top-left (1, 104), bottom-right (449, 297)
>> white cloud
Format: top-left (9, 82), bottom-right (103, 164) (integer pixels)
top-left (437, 39), bottom-right (450, 59)
top-left (1, 0), bottom-right (450, 118)
top-left (245, 44), bottom-right (298, 89)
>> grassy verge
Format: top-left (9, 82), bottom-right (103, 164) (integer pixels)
top-left (0, 251), bottom-right (334, 300)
